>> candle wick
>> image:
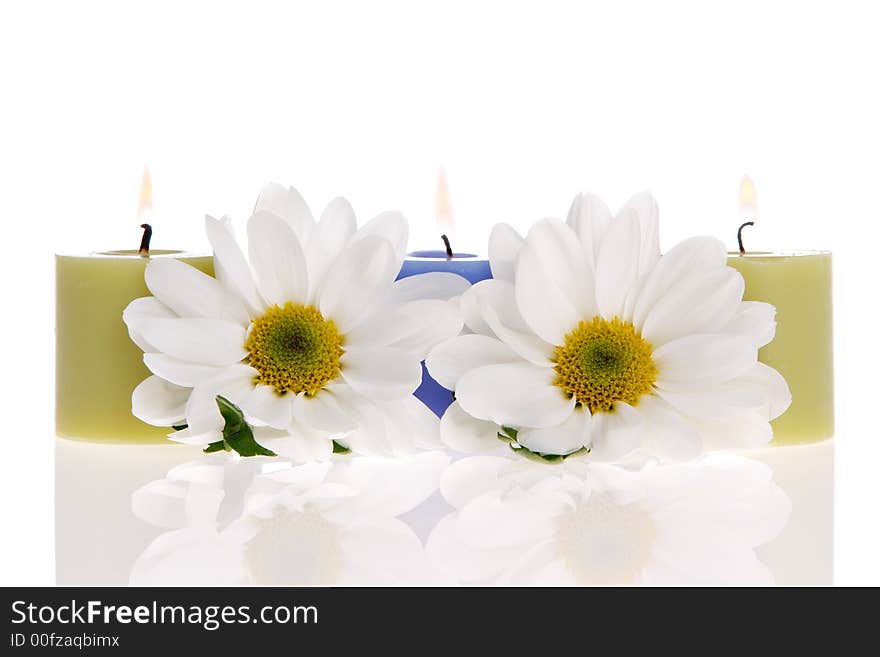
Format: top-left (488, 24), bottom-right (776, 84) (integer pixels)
top-left (737, 221), bottom-right (754, 256)
top-left (139, 223), bottom-right (153, 256)
top-left (441, 234), bottom-right (453, 259)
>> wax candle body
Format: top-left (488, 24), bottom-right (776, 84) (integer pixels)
top-left (397, 251), bottom-right (492, 416)
top-left (56, 251), bottom-right (213, 443)
top-left (400, 250), bottom-right (492, 283)
top-left (727, 251), bottom-right (833, 444)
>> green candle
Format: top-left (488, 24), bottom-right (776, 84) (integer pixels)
top-left (56, 250), bottom-right (213, 443)
top-left (727, 251), bottom-right (834, 445)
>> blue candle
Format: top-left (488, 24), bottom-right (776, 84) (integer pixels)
top-left (397, 250), bottom-right (492, 417)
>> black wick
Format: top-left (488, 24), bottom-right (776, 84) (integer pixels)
top-left (737, 221), bottom-right (754, 256)
top-left (441, 234), bottom-right (453, 259)
top-left (139, 223), bottom-right (153, 256)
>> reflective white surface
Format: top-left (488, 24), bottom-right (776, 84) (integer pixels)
top-left (56, 438), bottom-right (833, 586)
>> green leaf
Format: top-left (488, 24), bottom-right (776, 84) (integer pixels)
top-left (332, 440), bottom-right (351, 455)
top-left (203, 440), bottom-right (228, 453)
top-left (172, 424), bottom-right (188, 432)
top-left (211, 396), bottom-right (277, 458)
top-left (502, 427), bottom-right (589, 465)
top-left (497, 426), bottom-right (518, 443)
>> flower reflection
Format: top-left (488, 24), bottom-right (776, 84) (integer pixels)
top-left (130, 451), bottom-right (449, 585)
top-left (427, 453), bottom-right (791, 585)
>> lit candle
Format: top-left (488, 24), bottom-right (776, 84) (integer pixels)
top-left (397, 171), bottom-right (492, 416)
top-left (55, 168), bottom-right (213, 442)
top-left (726, 176), bottom-right (834, 444)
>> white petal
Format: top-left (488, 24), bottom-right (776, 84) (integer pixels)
top-left (439, 456), bottom-right (526, 509)
top-left (388, 299), bottom-right (464, 358)
top-left (459, 278), bottom-right (531, 338)
top-left (588, 402), bottom-right (645, 461)
top-left (462, 278), bottom-right (554, 365)
top-left (203, 215), bottom-right (236, 290)
top-left (145, 258), bottom-right (248, 325)
top-left (391, 396), bottom-right (444, 450)
top-left (333, 395), bottom-right (394, 455)
top-left (440, 401), bottom-right (502, 453)
top-left (131, 479), bottom-right (222, 530)
top-left (340, 346), bottom-right (423, 400)
top-left (253, 182), bottom-right (315, 245)
top-left (123, 297), bottom-right (176, 352)
top-left (292, 385), bottom-right (358, 433)
top-left (458, 282), bottom-right (492, 336)
top-left (137, 318), bottom-right (247, 366)
top-left (632, 236), bottom-right (728, 330)
top-left (732, 362), bottom-right (792, 420)
top-left (338, 393), bottom-right (421, 454)
top-left (455, 489), bottom-right (561, 549)
top-left (345, 299), bottom-right (463, 360)
top-left (166, 427), bottom-right (222, 446)
top-left (329, 451), bottom-right (449, 518)
top-left (143, 353), bottom-right (223, 387)
top-left (262, 428), bottom-right (333, 463)
top-left (240, 384), bottom-right (294, 429)
top-left (565, 192), bottom-right (612, 271)
top-left (488, 222), bottom-right (524, 281)
top-left (619, 191), bottom-right (660, 276)
top-left (483, 303), bottom-right (555, 366)
top-left (426, 512), bottom-right (520, 584)
top-left (318, 236), bottom-right (398, 333)
top-left (635, 395), bottom-right (702, 461)
top-left (318, 197), bottom-right (357, 243)
top-left (388, 271), bottom-right (471, 303)
top-left (337, 394), bottom-right (439, 456)
top-left (517, 406), bottom-right (591, 455)
top-left (132, 375), bottom-right (189, 426)
top-left (456, 362), bottom-right (576, 429)
top-left (306, 197), bottom-right (358, 296)
top-left (247, 210), bottom-right (309, 306)
top-left (594, 208), bottom-right (641, 320)
top-left (724, 301), bottom-right (777, 348)
top-left (338, 518), bottom-right (428, 585)
top-left (655, 383), bottom-right (765, 419)
top-left (185, 365), bottom-right (259, 435)
top-left (205, 215), bottom-right (265, 317)
top-left (685, 453), bottom-right (792, 547)
top-left (425, 334), bottom-right (520, 390)
top-left (641, 266), bottom-right (745, 346)
top-left (129, 528), bottom-right (245, 586)
top-left (654, 334), bottom-right (757, 390)
top-left (515, 219), bottom-right (596, 345)
top-left (350, 210), bottom-right (409, 265)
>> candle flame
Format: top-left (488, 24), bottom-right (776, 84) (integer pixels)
top-left (739, 175), bottom-right (757, 216)
top-left (137, 166), bottom-right (153, 221)
top-left (436, 168), bottom-right (455, 238)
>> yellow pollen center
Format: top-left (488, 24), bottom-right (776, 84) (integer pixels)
top-left (245, 303), bottom-right (343, 396)
top-left (553, 317), bottom-right (656, 413)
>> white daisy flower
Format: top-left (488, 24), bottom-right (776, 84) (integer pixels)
top-left (130, 451), bottom-right (450, 585)
top-left (426, 192), bottom-right (791, 461)
top-left (426, 454), bottom-right (791, 585)
top-left (125, 184), bottom-right (469, 458)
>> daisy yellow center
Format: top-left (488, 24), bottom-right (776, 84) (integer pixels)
top-left (245, 303), bottom-right (343, 396)
top-left (557, 493), bottom-right (656, 585)
top-left (244, 508), bottom-right (343, 585)
top-left (553, 317), bottom-right (656, 413)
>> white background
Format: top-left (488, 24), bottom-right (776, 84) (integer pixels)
top-left (1, 0), bottom-right (878, 585)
